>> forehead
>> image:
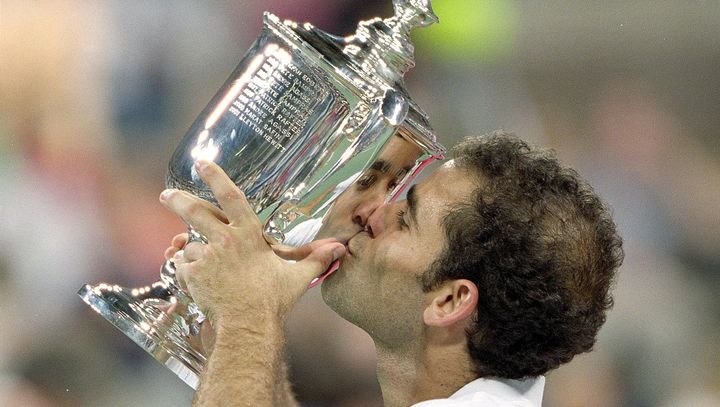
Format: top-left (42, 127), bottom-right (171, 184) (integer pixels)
top-left (376, 135), bottom-right (423, 168)
top-left (414, 163), bottom-right (477, 226)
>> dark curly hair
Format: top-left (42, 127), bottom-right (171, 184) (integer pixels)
top-left (421, 131), bottom-right (623, 379)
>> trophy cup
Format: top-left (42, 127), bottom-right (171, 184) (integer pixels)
top-left (79, 0), bottom-right (444, 389)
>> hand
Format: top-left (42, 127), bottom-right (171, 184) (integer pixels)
top-left (159, 160), bottom-right (346, 326)
top-left (161, 234), bottom-right (341, 362)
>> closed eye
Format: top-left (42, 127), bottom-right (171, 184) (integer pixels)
top-left (356, 173), bottom-right (377, 189)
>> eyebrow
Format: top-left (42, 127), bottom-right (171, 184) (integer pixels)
top-left (370, 159), bottom-right (414, 177)
top-left (370, 160), bottom-right (391, 173)
top-left (407, 184), bottom-right (419, 227)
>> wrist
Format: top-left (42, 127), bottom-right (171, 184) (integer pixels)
top-left (206, 290), bottom-right (291, 327)
top-left (212, 313), bottom-right (284, 347)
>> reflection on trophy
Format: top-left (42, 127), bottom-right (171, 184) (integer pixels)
top-left (78, 0), bottom-right (444, 388)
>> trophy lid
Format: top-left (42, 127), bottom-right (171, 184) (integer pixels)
top-left (280, 0), bottom-right (437, 86)
top-left (265, 0), bottom-right (440, 149)
top-left (341, 0), bottom-right (439, 84)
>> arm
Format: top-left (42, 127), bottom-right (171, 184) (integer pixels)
top-left (165, 236), bottom-right (294, 407)
top-left (177, 291), bottom-right (299, 406)
top-left (161, 160), bottom-right (345, 406)
top-left (194, 313), bottom-right (284, 406)
top-left (193, 292), bottom-right (300, 406)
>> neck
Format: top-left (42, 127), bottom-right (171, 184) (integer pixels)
top-left (374, 335), bottom-right (477, 407)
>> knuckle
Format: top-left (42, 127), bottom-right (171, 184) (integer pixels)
top-left (215, 231), bottom-right (235, 249)
top-left (222, 187), bottom-right (244, 202)
top-left (183, 243), bottom-right (200, 260)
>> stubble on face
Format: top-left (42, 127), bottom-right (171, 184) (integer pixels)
top-left (321, 236), bottom-right (427, 346)
top-left (321, 163), bottom-right (479, 347)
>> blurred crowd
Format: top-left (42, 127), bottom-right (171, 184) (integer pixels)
top-left (1, 1), bottom-right (718, 406)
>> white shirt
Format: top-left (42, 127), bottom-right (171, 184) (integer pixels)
top-left (411, 376), bottom-right (545, 407)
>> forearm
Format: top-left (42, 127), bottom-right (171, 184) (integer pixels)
top-left (275, 360), bottom-right (301, 407)
top-left (193, 315), bottom-right (290, 407)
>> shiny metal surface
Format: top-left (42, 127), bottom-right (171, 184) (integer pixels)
top-left (79, 0), bottom-right (443, 389)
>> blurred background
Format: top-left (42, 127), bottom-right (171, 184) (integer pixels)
top-left (1, 0), bottom-right (719, 406)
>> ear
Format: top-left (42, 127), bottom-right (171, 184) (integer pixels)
top-left (423, 279), bottom-right (478, 328)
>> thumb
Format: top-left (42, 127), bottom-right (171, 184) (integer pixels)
top-left (271, 243), bottom-right (307, 261)
top-left (273, 238), bottom-right (343, 261)
top-left (293, 241), bottom-right (346, 287)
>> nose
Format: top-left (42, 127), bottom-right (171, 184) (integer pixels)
top-left (365, 202), bottom-right (391, 237)
top-left (352, 191), bottom-right (385, 227)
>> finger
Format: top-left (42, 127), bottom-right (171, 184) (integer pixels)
top-left (174, 261), bottom-right (190, 291)
top-left (172, 249), bottom-right (185, 262)
top-left (164, 246), bottom-right (178, 261)
top-left (183, 241), bottom-right (207, 262)
top-left (172, 233), bottom-right (189, 249)
top-left (194, 160), bottom-right (255, 224)
top-left (172, 250), bottom-right (192, 268)
top-left (293, 241), bottom-right (346, 287)
top-left (160, 189), bottom-right (226, 239)
top-left (272, 238), bottom-right (343, 261)
top-left (164, 233), bottom-right (190, 260)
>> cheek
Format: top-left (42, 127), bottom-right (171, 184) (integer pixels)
top-left (331, 195), bottom-right (355, 215)
top-left (375, 265), bottom-right (426, 335)
top-left (318, 204), bottom-right (354, 238)
top-left (384, 238), bottom-right (432, 271)
top-left (374, 241), bottom-right (426, 285)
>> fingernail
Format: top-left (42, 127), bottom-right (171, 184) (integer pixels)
top-left (174, 250), bottom-right (184, 261)
top-left (195, 160), bottom-right (209, 173)
top-left (332, 245), bottom-right (346, 261)
top-left (160, 189), bottom-right (173, 201)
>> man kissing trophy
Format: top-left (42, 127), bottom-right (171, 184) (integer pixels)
top-left (79, 0), bottom-right (444, 389)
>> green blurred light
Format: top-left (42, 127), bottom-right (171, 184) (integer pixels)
top-left (414, 0), bottom-right (518, 64)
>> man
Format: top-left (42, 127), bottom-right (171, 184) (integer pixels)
top-left (160, 131), bottom-right (623, 406)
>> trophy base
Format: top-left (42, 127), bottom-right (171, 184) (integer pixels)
top-left (78, 283), bottom-right (206, 389)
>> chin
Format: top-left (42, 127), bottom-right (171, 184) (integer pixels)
top-left (320, 265), bottom-right (357, 316)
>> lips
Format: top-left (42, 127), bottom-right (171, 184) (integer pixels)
top-left (338, 237), bottom-right (354, 257)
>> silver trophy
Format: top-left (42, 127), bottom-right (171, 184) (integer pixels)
top-left (79, 0), bottom-right (444, 389)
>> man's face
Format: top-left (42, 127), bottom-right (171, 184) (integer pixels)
top-left (315, 135), bottom-right (423, 242)
top-left (321, 162), bottom-right (477, 346)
